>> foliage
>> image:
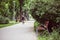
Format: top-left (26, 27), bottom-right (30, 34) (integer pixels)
top-left (31, 0), bottom-right (60, 23)
top-left (38, 30), bottom-right (60, 40)
top-left (23, 0), bottom-right (60, 23)
top-left (23, 0), bottom-right (60, 32)
top-left (0, 0), bottom-right (20, 23)
top-left (34, 21), bottom-right (40, 31)
top-left (0, 15), bottom-right (9, 24)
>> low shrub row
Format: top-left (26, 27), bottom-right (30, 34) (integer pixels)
top-left (0, 16), bottom-right (9, 24)
top-left (38, 30), bottom-right (60, 40)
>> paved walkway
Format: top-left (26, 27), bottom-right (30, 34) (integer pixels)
top-left (0, 21), bottom-right (37, 40)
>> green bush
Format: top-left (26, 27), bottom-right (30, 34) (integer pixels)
top-left (4, 18), bottom-right (9, 24)
top-left (38, 30), bottom-right (60, 40)
top-left (0, 16), bottom-right (9, 24)
top-left (34, 21), bottom-right (40, 31)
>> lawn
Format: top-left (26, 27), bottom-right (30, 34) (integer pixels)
top-left (0, 21), bottom-right (18, 28)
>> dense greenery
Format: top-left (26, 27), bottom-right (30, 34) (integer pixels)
top-left (0, 0), bottom-right (60, 29)
top-left (34, 21), bottom-right (40, 31)
top-left (0, 0), bottom-right (20, 24)
top-left (22, 0), bottom-right (60, 32)
top-left (0, 0), bottom-right (60, 40)
top-left (0, 0), bottom-right (30, 23)
top-left (0, 15), bottom-right (9, 24)
top-left (38, 30), bottom-right (60, 40)
top-left (30, 0), bottom-right (60, 24)
top-left (32, 0), bottom-right (60, 40)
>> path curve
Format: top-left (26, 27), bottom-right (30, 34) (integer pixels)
top-left (0, 21), bottom-right (37, 40)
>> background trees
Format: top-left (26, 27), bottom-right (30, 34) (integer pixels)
top-left (0, 0), bottom-right (60, 27)
top-left (0, 0), bottom-right (20, 23)
top-left (28, 0), bottom-right (60, 30)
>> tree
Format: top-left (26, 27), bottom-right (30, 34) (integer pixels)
top-left (24, 0), bottom-right (60, 32)
top-left (0, 0), bottom-right (19, 23)
top-left (19, 0), bottom-right (24, 22)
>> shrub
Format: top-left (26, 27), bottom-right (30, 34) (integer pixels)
top-left (38, 30), bottom-right (60, 40)
top-left (0, 16), bottom-right (9, 24)
top-left (34, 21), bottom-right (40, 31)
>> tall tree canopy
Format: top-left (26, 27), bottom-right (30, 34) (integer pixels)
top-left (23, 0), bottom-right (60, 32)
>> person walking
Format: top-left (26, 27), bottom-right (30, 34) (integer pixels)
top-left (21, 15), bottom-right (25, 23)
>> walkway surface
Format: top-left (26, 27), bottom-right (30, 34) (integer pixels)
top-left (0, 21), bottom-right (37, 40)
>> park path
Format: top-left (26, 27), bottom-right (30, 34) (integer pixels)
top-left (0, 21), bottom-right (37, 40)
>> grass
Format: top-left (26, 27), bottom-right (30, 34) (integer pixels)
top-left (0, 21), bottom-right (18, 28)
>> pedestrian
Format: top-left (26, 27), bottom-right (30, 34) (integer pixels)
top-left (22, 15), bottom-right (25, 23)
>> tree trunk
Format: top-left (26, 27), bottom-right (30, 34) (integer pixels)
top-left (19, 0), bottom-right (24, 22)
